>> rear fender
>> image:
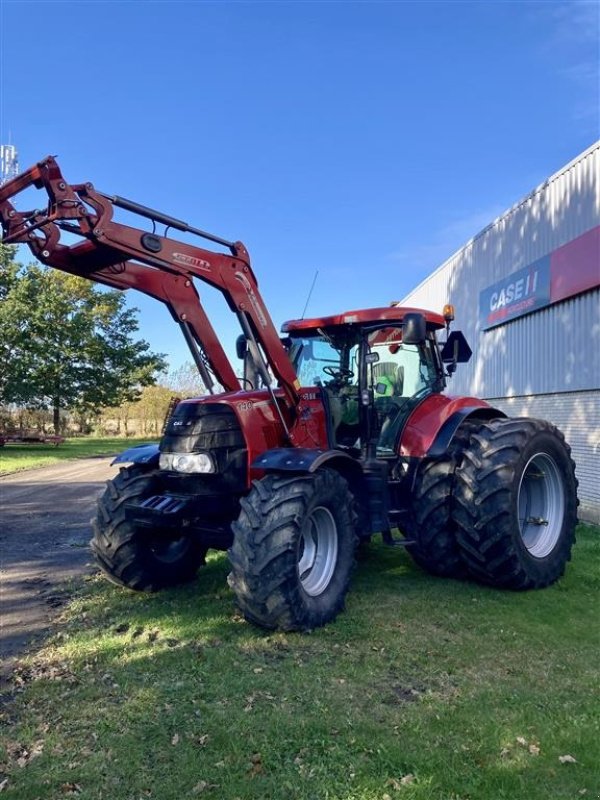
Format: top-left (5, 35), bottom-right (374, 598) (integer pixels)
top-left (426, 406), bottom-right (507, 457)
top-left (401, 395), bottom-right (505, 458)
top-left (111, 443), bottom-right (160, 467)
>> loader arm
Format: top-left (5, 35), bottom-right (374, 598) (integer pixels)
top-left (0, 156), bottom-right (301, 409)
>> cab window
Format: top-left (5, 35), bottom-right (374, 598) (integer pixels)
top-left (368, 327), bottom-right (439, 453)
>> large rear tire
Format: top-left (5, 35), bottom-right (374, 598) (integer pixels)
top-left (91, 465), bottom-right (206, 591)
top-left (453, 418), bottom-right (578, 589)
top-left (227, 469), bottom-right (357, 631)
top-left (404, 422), bottom-right (477, 578)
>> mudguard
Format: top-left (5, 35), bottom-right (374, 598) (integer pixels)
top-left (401, 394), bottom-right (506, 459)
top-left (426, 406), bottom-right (506, 458)
top-left (252, 447), bottom-right (359, 474)
top-left (111, 443), bottom-right (160, 467)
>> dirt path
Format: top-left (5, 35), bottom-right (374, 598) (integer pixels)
top-left (0, 458), bottom-right (119, 685)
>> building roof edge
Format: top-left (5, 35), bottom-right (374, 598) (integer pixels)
top-left (400, 140), bottom-right (600, 302)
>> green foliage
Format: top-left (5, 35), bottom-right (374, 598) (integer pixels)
top-left (0, 244), bottom-right (20, 301)
top-left (99, 384), bottom-right (178, 436)
top-left (132, 385), bottom-right (178, 434)
top-left (166, 361), bottom-right (206, 397)
top-left (97, 361), bottom-right (207, 436)
top-left (0, 244), bottom-right (167, 432)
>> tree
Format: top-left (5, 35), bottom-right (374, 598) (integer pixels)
top-left (0, 244), bottom-right (20, 301)
top-left (135, 385), bottom-right (178, 434)
top-left (166, 362), bottom-right (206, 397)
top-left (0, 245), bottom-right (167, 433)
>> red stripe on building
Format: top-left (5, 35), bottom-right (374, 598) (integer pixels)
top-left (550, 225), bottom-right (600, 303)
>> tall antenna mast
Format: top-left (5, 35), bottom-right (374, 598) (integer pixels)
top-left (0, 143), bottom-right (19, 186)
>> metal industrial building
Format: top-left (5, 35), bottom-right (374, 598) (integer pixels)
top-left (400, 142), bottom-right (600, 524)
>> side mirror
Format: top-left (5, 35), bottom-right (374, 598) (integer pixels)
top-left (441, 331), bottom-right (472, 364)
top-left (403, 313), bottom-right (426, 345)
top-left (235, 334), bottom-right (247, 360)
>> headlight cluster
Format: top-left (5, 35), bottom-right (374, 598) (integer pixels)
top-left (159, 452), bottom-right (215, 474)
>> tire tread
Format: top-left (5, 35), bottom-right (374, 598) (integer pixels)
top-left (454, 417), bottom-right (578, 589)
top-left (91, 465), bottom-right (205, 592)
top-left (228, 469), bottom-right (357, 631)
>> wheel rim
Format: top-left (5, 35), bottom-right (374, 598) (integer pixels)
top-left (149, 537), bottom-right (190, 564)
top-left (518, 452), bottom-right (565, 558)
top-left (297, 506), bottom-right (339, 596)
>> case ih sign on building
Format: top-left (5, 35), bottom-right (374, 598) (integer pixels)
top-left (480, 258), bottom-right (551, 329)
top-left (480, 225), bottom-right (599, 330)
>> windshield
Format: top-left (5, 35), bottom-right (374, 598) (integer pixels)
top-left (290, 334), bottom-right (359, 387)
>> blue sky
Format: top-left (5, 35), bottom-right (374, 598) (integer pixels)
top-left (1, 0), bottom-right (598, 375)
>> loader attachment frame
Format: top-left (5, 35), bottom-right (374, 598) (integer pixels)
top-left (0, 156), bottom-right (300, 410)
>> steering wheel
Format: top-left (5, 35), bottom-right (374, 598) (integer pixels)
top-left (323, 366), bottom-right (354, 382)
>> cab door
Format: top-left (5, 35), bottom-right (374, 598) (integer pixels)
top-left (365, 327), bottom-right (440, 455)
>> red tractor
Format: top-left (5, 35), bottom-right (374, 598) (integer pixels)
top-left (0, 157), bottom-right (578, 631)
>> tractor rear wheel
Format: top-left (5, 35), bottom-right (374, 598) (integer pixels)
top-left (404, 422), bottom-right (476, 578)
top-left (91, 465), bottom-right (206, 591)
top-left (227, 469), bottom-right (357, 631)
top-left (453, 418), bottom-right (578, 589)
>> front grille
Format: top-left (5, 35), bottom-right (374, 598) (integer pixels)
top-left (162, 402), bottom-right (245, 454)
top-left (139, 495), bottom-right (187, 514)
top-left (159, 402), bottom-right (247, 496)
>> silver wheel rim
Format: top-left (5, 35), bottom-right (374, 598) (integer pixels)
top-left (297, 506), bottom-right (339, 596)
top-left (518, 452), bottom-right (565, 558)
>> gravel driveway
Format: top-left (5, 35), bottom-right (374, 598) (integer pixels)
top-left (0, 458), bottom-right (119, 685)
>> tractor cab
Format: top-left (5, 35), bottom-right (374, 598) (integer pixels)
top-left (282, 307), bottom-right (448, 457)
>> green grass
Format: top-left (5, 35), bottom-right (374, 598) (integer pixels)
top-left (1, 526), bottom-right (598, 800)
top-left (0, 437), bottom-right (157, 475)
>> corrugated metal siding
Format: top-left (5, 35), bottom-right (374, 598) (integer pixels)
top-left (401, 142), bottom-right (600, 399)
top-left (448, 288), bottom-right (600, 397)
top-left (489, 390), bottom-right (600, 525)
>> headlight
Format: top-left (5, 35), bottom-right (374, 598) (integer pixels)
top-left (159, 452), bottom-right (215, 474)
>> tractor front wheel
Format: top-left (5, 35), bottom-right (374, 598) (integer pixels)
top-left (453, 418), bottom-right (578, 589)
top-left (91, 465), bottom-right (206, 591)
top-left (228, 469), bottom-right (357, 631)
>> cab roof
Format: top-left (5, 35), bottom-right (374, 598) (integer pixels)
top-left (281, 306), bottom-right (446, 334)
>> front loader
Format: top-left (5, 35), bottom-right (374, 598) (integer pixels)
top-left (0, 157), bottom-right (579, 631)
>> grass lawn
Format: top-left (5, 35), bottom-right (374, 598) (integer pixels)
top-left (0, 438), bottom-right (157, 476)
top-left (1, 525), bottom-right (598, 800)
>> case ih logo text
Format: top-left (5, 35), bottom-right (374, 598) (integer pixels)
top-left (173, 252), bottom-right (211, 271)
top-left (490, 270), bottom-right (538, 312)
top-left (480, 257), bottom-right (551, 330)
